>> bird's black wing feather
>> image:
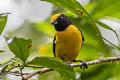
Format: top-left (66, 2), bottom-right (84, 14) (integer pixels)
top-left (53, 35), bottom-right (56, 57)
top-left (77, 27), bottom-right (85, 42)
top-left (76, 27), bottom-right (85, 48)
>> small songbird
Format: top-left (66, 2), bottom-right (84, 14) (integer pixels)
top-left (50, 13), bottom-right (87, 69)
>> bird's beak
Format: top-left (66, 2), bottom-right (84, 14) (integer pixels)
top-left (51, 20), bottom-right (58, 25)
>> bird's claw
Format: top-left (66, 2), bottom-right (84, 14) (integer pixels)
top-left (80, 60), bottom-right (88, 69)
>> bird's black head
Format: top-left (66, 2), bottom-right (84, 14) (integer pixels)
top-left (51, 14), bottom-right (72, 31)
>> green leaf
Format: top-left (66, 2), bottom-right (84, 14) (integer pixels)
top-left (28, 57), bottom-right (75, 80)
top-left (41, 0), bottom-right (100, 34)
top-left (0, 50), bottom-right (5, 53)
top-left (91, 0), bottom-right (120, 19)
top-left (8, 37), bottom-right (32, 62)
top-left (0, 14), bottom-right (7, 35)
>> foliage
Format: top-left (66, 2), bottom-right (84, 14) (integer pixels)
top-left (8, 37), bottom-right (32, 62)
top-left (0, 0), bottom-right (120, 80)
top-left (0, 13), bottom-right (7, 35)
top-left (91, 0), bottom-right (120, 19)
top-left (29, 57), bottom-right (75, 80)
top-left (0, 50), bottom-right (5, 53)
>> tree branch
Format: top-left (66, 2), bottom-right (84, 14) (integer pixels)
top-left (23, 56), bottom-right (120, 80)
top-left (24, 68), bottom-right (53, 80)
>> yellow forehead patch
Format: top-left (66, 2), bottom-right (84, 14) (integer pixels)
top-left (50, 13), bottom-right (61, 21)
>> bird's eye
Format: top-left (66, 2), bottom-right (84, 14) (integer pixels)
top-left (60, 16), bottom-right (63, 19)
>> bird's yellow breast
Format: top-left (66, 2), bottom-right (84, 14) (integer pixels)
top-left (55, 25), bottom-right (83, 62)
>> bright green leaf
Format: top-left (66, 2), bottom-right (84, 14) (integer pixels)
top-left (28, 57), bottom-right (75, 80)
top-left (8, 37), bottom-right (32, 62)
top-left (0, 50), bottom-right (5, 53)
top-left (0, 14), bottom-right (7, 35)
top-left (91, 0), bottom-right (120, 19)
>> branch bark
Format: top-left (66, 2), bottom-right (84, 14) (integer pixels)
top-left (23, 56), bottom-right (120, 80)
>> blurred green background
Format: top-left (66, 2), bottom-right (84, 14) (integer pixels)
top-left (0, 0), bottom-right (120, 80)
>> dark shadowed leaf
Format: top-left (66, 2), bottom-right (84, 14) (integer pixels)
top-left (28, 57), bottom-right (75, 80)
top-left (0, 50), bottom-right (5, 53)
top-left (8, 37), bottom-right (32, 62)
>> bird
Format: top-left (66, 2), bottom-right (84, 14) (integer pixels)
top-left (50, 13), bottom-right (88, 69)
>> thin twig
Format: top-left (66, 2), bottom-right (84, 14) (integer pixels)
top-left (7, 65), bottom-right (20, 72)
top-left (23, 56), bottom-right (120, 80)
top-left (19, 66), bottom-right (24, 80)
top-left (24, 68), bottom-right (53, 80)
top-left (7, 71), bottom-right (28, 76)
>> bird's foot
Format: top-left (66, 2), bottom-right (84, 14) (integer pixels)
top-left (73, 60), bottom-right (88, 69)
top-left (80, 60), bottom-right (88, 69)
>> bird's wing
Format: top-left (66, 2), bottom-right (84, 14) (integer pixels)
top-left (76, 27), bottom-right (85, 48)
top-left (77, 27), bottom-right (85, 42)
top-left (53, 35), bottom-right (56, 57)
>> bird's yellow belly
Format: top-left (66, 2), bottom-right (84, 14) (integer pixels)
top-left (55, 25), bottom-right (82, 62)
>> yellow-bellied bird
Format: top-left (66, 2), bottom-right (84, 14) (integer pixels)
top-left (50, 14), bottom-right (87, 69)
